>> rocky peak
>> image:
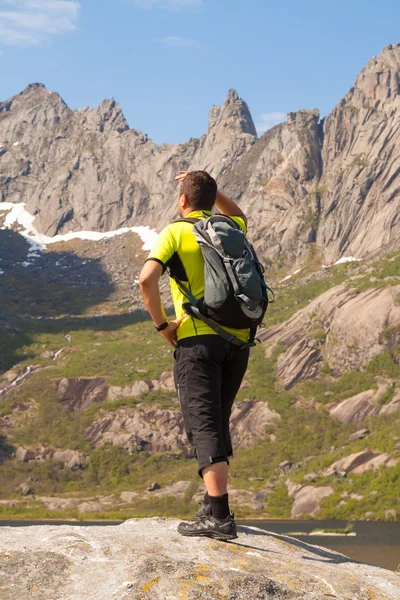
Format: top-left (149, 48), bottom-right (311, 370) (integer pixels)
top-left (225, 88), bottom-right (239, 103)
top-left (79, 98), bottom-right (129, 134)
top-left (208, 88), bottom-right (257, 136)
top-left (350, 43), bottom-right (400, 105)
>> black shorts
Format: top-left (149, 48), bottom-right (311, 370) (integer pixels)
top-left (174, 335), bottom-right (250, 477)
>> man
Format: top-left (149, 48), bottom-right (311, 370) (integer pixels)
top-left (139, 170), bottom-right (250, 541)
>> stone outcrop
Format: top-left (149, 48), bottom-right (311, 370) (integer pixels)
top-left (324, 450), bottom-right (398, 475)
top-left (0, 365), bottom-right (42, 399)
top-left (380, 390), bottom-right (400, 415)
top-left (15, 446), bottom-right (35, 463)
top-left (230, 401), bottom-right (280, 446)
top-left (14, 446), bottom-right (86, 470)
top-left (84, 405), bottom-right (188, 454)
top-left (259, 283), bottom-right (400, 387)
top-left (57, 377), bottom-right (108, 411)
top-left (3, 519), bottom-right (398, 600)
top-left (325, 285), bottom-right (400, 373)
top-left (329, 388), bottom-right (385, 423)
top-left (287, 483), bottom-right (334, 518)
top-left (84, 400), bottom-right (279, 456)
top-left (107, 371), bottom-right (175, 401)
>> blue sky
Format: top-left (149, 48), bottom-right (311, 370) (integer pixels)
top-left (1, 0), bottom-right (399, 144)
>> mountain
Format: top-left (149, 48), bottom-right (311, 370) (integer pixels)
top-left (2, 45), bottom-right (400, 270)
top-left (0, 85), bottom-right (256, 236)
top-left (1, 46), bottom-right (400, 524)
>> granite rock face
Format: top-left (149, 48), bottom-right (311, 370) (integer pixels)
top-left (2, 46), bottom-right (400, 269)
top-left (0, 519), bottom-right (399, 600)
top-left (258, 283), bottom-right (400, 387)
top-left (318, 44), bottom-right (400, 263)
top-left (0, 84), bottom-right (256, 237)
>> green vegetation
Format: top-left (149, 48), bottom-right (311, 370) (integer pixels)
top-left (298, 350), bottom-right (400, 406)
top-left (2, 247), bottom-right (400, 521)
top-left (312, 328), bottom-right (327, 342)
top-left (350, 154), bottom-right (368, 169)
top-left (311, 523), bottom-right (354, 534)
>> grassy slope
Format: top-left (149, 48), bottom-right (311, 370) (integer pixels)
top-left (1, 250), bottom-right (400, 520)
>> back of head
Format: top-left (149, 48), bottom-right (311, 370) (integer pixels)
top-left (180, 171), bottom-right (217, 211)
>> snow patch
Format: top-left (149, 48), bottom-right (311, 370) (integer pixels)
top-left (281, 268), bottom-right (301, 282)
top-left (0, 202), bottom-right (158, 255)
top-left (334, 256), bottom-right (361, 265)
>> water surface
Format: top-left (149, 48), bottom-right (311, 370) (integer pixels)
top-left (1, 519), bottom-right (399, 571)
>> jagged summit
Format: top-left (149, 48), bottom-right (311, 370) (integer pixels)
top-left (208, 88), bottom-right (257, 136)
top-left (1, 45), bottom-right (400, 266)
top-left (225, 88), bottom-right (240, 103)
top-left (25, 82), bottom-right (47, 91)
top-left (0, 85), bottom-right (256, 236)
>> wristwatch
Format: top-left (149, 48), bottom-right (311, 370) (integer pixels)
top-left (154, 320), bottom-right (169, 332)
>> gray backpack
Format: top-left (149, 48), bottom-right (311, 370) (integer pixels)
top-left (171, 214), bottom-right (273, 348)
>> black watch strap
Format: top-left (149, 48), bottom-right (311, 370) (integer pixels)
top-left (154, 320), bottom-right (169, 332)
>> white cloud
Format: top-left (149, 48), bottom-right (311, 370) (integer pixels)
top-left (255, 112), bottom-right (287, 136)
top-left (159, 35), bottom-right (198, 47)
top-left (0, 0), bottom-right (80, 45)
top-left (132, 0), bottom-right (201, 11)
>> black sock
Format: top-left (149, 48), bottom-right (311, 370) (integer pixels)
top-left (208, 493), bottom-right (230, 520)
top-left (203, 492), bottom-right (210, 505)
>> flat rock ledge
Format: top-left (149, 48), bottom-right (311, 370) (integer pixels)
top-left (0, 519), bottom-right (399, 600)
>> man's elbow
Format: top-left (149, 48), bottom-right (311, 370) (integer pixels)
top-left (139, 271), bottom-right (151, 289)
top-left (139, 268), bottom-right (159, 290)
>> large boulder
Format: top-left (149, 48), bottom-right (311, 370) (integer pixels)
top-left (107, 372), bottom-right (175, 402)
top-left (1, 520), bottom-right (399, 599)
top-left (15, 447), bottom-right (35, 463)
top-left (56, 377), bottom-right (108, 411)
top-left (329, 389), bottom-right (382, 423)
top-left (290, 485), bottom-right (334, 518)
top-left (324, 450), bottom-right (398, 476)
top-left (52, 449), bottom-right (85, 470)
top-left (230, 401), bottom-right (280, 447)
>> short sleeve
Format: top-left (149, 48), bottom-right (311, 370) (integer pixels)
top-left (230, 216), bottom-right (247, 235)
top-left (146, 225), bottom-right (177, 273)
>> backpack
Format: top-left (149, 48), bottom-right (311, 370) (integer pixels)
top-left (170, 214), bottom-right (274, 349)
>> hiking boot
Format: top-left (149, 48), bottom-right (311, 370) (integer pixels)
top-left (177, 513), bottom-right (238, 541)
top-left (194, 501), bottom-right (212, 520)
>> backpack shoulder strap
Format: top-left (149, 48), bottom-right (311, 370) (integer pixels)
top-left (171, 218), bottom-right (201, 224)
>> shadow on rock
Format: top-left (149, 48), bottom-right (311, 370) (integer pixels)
top-left (0, 229), bottom-right (149, 374)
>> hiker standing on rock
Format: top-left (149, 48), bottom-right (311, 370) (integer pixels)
top-left (139, 171), bottom-right (269, 540)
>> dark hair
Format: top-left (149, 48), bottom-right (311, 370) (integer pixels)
top-left (180, 171), bottom-right (217, 211)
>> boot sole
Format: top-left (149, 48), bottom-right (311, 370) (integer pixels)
top-left (178, 529), bottom-right (238, 541)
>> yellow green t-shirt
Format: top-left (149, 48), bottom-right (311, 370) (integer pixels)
top-left (147, 210), bottom-right (250, 342)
